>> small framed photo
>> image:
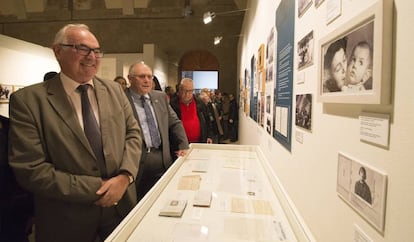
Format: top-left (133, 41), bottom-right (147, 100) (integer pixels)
top-left (337, 152), bottom-right (387, 232)
top-left (0, 84), bottom-right (13, 103)
top-left (295, 94), bottom-right (312, 131)
top-left (318, 0), bottom-right (393, 104)
top-left (297, 30), bottom-right (314, 70)
top-left (298, 0), bottom-right (312, 18)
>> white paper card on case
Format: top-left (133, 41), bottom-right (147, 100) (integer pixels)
top-left (193, 190), bottom-right (212, 207)
top-left (192, 159), bottom-right (209, 172)
top-left (159, 199), bottom-right (187, 217)
top-left (359, 112), bottom-right (390, 147)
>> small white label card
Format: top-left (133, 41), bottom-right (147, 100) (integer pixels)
top-left (359, 112), bottom-right (390, 147)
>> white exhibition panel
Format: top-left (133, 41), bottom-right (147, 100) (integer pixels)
top-left (106, 144), bottom-right (312, 242)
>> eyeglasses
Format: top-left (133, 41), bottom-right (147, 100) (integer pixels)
top-left (181, 89), bottom-right (194, 94)
top-left (129, 74), bottom-right (154, 80)
top-left (59, 44), bottom-right (104, 58)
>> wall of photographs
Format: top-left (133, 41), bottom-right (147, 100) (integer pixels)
top-left (0, 34), bottom-right (60, 117)
top-left (237, 0), bottom-right (413, 241)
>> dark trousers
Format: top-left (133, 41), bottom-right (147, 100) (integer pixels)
top-left (136, 149), bottom-right (165, 202)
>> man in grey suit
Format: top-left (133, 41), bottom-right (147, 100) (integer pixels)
top-left (126, 62), bottom-right (189, 201)
top-left (8, 24), bottom-right (142, 242)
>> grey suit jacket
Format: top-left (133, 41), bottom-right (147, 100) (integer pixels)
top-left (8, 75), bottom-right (142, 239)
top-left (125, 89), bottom-right (189, 169)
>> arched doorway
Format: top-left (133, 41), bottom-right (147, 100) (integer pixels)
top-left (179, 50), bottom-right (219, 71)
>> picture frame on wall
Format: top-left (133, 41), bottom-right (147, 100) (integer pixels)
top-left (295, 94), bottom-right (312, 131)
top-left (318, 0), bottom-right (393, 104)
top-left (298, 0), bottom-right (313, 18)
top-left (0, 84), bottom-right (13, 103)
top-left (337, 152), bottom-right (387, 232)
top-left (326, 0), bottom-right (342, 24)
top-left (297, 31), bottom-right (314, 70)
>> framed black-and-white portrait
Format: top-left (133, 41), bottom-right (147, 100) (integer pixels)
top-left (318, 0), bottom-right (393, 104)
top-left (337, 152), bottom-right (387, 232)
top-left (297, 31), bottom-right (314, 70)
top-left (295, 94), bottom-right (312, 131)
top-left (0, 84), bottom-right (13, 103)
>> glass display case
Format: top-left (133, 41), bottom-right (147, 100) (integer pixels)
top-left (106, 144), bottom-right (313, 242)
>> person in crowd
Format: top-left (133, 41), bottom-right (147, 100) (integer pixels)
top-left (354, 166), bottom-right (372, 204)
top-left (126, 62), bottom-right (189, 201)
top-left (152, 75), bottom-right (162, 91)
top-left (170, 78), bottom-right (216, 144)
top-left (228, 93), bottom-right (239, 142)
top-left (113, 75), bottom-right (128, 90)
top-left (0, 115), bottom-right (33, 242)
top-left (344, 41), bottom-right (373, 91)
top-left (323, 37), bottom-right (348, 92)
top-left (43, 71), bottom-right (58, 81)
top-left (165, 85), bottom-right (175, 101)
top-left (8, 23), bottom-right (142, 242)
top-left (212, 90), bottom-right (224, 142)
top-left (221, 93), bottom-right (230, 141)
top-left (199, 91), bottom-right (220, 144)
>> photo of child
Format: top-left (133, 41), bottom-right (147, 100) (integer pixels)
top-left (321, 20), bottom-right (374, 94)
top-left (343, 41), bottom-right (373, 92)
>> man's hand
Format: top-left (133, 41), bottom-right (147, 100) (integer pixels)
top-left (175, 149), bottom-right (188, 157)
top-left (95, 174), bottom-right (130, 207)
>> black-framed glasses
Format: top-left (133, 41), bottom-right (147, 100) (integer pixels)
top-left (59, 44), bottom-right (104, 58)
top-left (129, 74), bottom-right (154, 80)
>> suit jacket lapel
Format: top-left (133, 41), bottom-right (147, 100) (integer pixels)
top-left (94, 79), bottom-right (117, 173)
top-left (46, 78), bottom-right (92, 153)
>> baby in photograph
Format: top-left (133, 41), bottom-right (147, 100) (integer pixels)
top-left (343, 41), bottom-right (373, 92)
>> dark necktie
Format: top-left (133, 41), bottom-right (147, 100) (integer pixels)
top-left (140, 95), bottom-right (161, 148)
top-left (77, 84), bottom-right (107, 178)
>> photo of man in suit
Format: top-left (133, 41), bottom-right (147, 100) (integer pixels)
top-left (126, 61), bottom-right (189, 201)
top-left (8, 24), bottom-right (142, 242)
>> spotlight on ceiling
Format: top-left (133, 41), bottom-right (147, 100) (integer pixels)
top-left (203, 11), bottom-right (216, 24)
top-left (214, 36), bottom-right (223, 45)
top-left (203, 9), bottom-right (248, 24)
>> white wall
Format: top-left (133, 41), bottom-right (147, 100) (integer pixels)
top-left (103, 44), bottom-right (169, 89)
top-left (238, 0), bottom-right (414, 241)
top-left (0, 34), bottom-right (60, 117)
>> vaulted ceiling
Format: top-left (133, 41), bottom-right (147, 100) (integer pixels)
top-left (0, 0), bottom-right (247, 93)
top-left (0, 0), bottom-right (246, 63)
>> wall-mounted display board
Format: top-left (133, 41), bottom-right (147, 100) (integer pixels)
top-left (106, 144), bottom-right (314, 242)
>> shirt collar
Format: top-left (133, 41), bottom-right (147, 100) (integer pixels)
top-left (61, 72), bottom-right (94, 95)
top-left (129, 89), bottom-right (149, 100)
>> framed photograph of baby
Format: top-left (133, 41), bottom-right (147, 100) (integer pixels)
top-left (318, 0), bottom-right (393, 104)
top-left (336, 152), bottom-right (387, 232)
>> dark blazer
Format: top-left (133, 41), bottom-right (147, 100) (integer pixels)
top-left (8, 75), bottom-right (142, 241)
top-left (125, 89), bottom-right (188, 169)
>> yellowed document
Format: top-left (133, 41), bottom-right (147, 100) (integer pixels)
top-left (231, 197), bottom-right (248, 213)
top-left (177, 175), bottom-right (201, 190)
top-left (252, 199), bottom-right (274, 215)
